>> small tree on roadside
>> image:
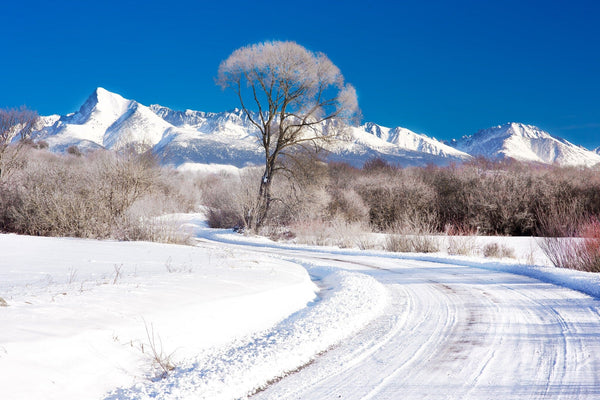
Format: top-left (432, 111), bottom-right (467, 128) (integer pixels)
top-left (0, 107), bottom-right (39, 179)
top-left (217, 41), bottom-right (359, 229)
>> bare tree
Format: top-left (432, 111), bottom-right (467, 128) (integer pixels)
top-left (0, 107), bottom-right (39, 179)
top-left (217, 41), bottom-right (359, 229)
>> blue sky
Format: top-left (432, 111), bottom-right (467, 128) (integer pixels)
top-left (2, 0), bottom-right (599, 149)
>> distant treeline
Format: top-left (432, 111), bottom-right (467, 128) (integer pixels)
top-left (0, 146), bottom-right (199, 242)
top-left (206, 156), bottom-right (600, 238)
top-left (3, 145), bottom-right (599, 244)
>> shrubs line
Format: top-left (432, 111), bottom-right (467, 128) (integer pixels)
top-left (0, 147), bottom-right (201, 243)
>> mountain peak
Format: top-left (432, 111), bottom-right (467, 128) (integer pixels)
top-left (77, 87), bottom-right (129, 117)
top-left (92, 87), bottom-right (128, 105)
top-left (454, 122), bottom-right (600, 166)
top-left (30, 88), bottom-right (600, 168)
top-left (501, 122), bottom-right (551, 140)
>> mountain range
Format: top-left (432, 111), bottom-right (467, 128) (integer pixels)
top-left (31, 88), bottom-right (600, 169)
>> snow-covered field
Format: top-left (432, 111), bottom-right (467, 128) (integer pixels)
top-left (0, 216), bottom-right (386, 399)
top-left (2, 215), bottom-right (600, 399)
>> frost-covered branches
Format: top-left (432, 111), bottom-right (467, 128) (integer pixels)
top-left (217, 41), bottom-right (358, 152)
top-left (217, 41), bottom-right (359, 229)
top-left (0, 106), bottom-right (38, 179)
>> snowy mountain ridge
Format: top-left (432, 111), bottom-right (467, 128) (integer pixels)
top-left (32, 88), bottom-right (600, 168)
top-left (32, 88), bottom-right (472, 168)
top-left (453, 122), bottom-right (600, 167)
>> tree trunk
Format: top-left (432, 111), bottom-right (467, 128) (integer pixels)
top-left (252, 164), bottom-right (274, 230)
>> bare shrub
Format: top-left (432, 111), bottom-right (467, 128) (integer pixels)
top-left (540, 237), bottom-right (578, 270)
top-left (384, 233), bottom-right (439, 253)
top-left (122, 215), bottom-right (193, 245)
top-left (290, 218), bottom-right (374, 249)
top-left (537, 198), bottom-right (585, 238)
top-left (197, 158), bottom-right (600, 246)
top-left (420, 161), bottom-right (577, 236)
top-left (327, 188), bottom-right (370, 224)
top-left (203, 157), bottom-right (331, 233)
top-left (447, 236), bottom-right (479, 256)
top-left (112, 264), bottom-right (123, 284)
top-left (66, 145), bottom-right (82, 156)
top-left (362, 157), bottom-right (398, 173)
top-left (577, 219), bottom-right (600, 272)
top-left (0, 148), bottom-right (197, 243)
top-left (384, 234), bottom-right (412, 253)
top-left (445, 225), bottom-right (479, 256)
top-left (202, 169), bottom-right (259, 229)
top-left (267, 154), bottom-right (331, 227)
top-left (35, 140), bottom-right (49, 150)
top-left (321, 160), bottom-right (600, 238)
top-left (144, 321), bottom-right (175, 379)
top-left (0, 152), bottom-right (106, 237)
top-left (91, 150), bottom-right (161, 223)
top-left (119, 194), bottom-right (194, 244)
top-left (540, 218), bottom-right (600, 272)
top-left (536, 198), bottom-right (600, 271)
top-left (290, 219), bottom-right (339, 247)
top-left (0, 106), bottom-right (38, 180)
top-left (482, 242), bottom-right (515, 259)
top-left (358, 168), bottom-right (438, 232)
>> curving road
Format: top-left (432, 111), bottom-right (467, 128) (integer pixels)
top-left (236, 245), bottom-right (600, 399)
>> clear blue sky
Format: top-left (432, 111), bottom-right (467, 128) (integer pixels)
top-left (1, 0), bottom-right (599, 149)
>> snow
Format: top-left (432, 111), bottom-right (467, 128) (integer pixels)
top-left (0, 216), bottom-right (389, 400)
top-left (32, 88), bottom-right (600, 168)
top-left (1, 215), bottom-right (600, 399)
top-left (455, 122), bottom-right (600, 167)
top-left (176, 162), bottom-right (243, 175)
top-left (0, 232), bottom-right (320, 399)
top-left (32, 88), bottom-right (473, 168)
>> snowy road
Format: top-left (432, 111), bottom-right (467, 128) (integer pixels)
top-left (203, 238), bottom-right (600, 400)
top-left (4, 223), bottom-right (600, 400)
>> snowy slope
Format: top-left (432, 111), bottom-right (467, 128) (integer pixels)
top-left (32, 88), bottom-right (471, 168)
top-left (0, 224), bottom-right (321, 399)
top-left (361, 122), bottom-right (466, 158)
top-left (2, 215), bottom-right (600, 399)
top-left (329, 122), bottom-right (471, 166)
top-left (149, 106), bottom-right (265, 167)
top-left (33, 88), bottom-right (172, 152)
top-left (31, 89), bottom-right (598, 168)
top-left (0, 216), bottom-right (387, 400)
top-left (148, 101), bottom-right (472, 167)
top-left (454, 122), bottom-right (600, 167)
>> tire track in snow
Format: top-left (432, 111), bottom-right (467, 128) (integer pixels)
top-left (250, 252), bottom-right (600, 400)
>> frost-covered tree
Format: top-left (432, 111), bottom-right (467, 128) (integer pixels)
top-left (217, 41), bottom-right (359, 229)
top-left (0, 106), bottom-right (38, 180)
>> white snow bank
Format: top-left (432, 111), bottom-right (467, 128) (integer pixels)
top-left (106, 265), bottom-right (388, 400)
top-left (395, 252), bottom-right (600, 300)
top-left (0, 234), bottom-right (318, 400)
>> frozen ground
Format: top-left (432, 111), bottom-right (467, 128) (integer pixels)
top-left (1, 214), bottom-right (600, 399)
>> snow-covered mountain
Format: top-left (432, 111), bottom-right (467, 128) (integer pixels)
top-left (34, 88), bottom-right (172, 152)
top-left (453, 122), bottom-right (600, 167)
top-left (31, 88), bottom-right (599, 169)
top-left (149, 101), bottom-right (472, 168)
top-left (32, 88), bottom-right (471, 168)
